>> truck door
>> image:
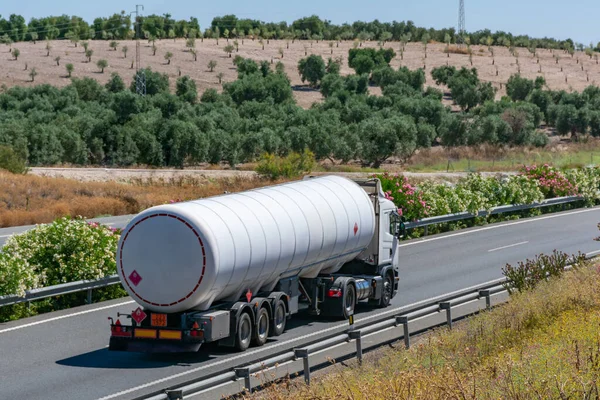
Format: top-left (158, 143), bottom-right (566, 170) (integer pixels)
top-left (379, 209), bottom-right (394, 265)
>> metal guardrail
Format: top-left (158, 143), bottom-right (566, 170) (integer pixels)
top-left (139, 277), bottom-right (510, 400)
top-left (140, 254), bottom-right (592, 399)
top-left (0, 275), bottom-right (120, 307)
top-left (404, 195), bottom-right (584, 233)
top-left (0, 195), bottom-right (586, 308)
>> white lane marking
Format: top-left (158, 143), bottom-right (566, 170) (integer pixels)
top-left (399, 208), bottom-right (600, 248)
top-left (95, 277), bottom-right (504, 400)
top-left (585, 249), bottom-right (600, 257)
top-left (0, 235), bottom-right (11, 238)
top-left (0, 300), bottom-right (135, 334)
top-left (488, 241), bottom-right (529, 253)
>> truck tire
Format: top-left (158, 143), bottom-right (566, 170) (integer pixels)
top-left (252, 307), bottom-right (270, 347)
top-left (234, 312), bottom-right (252, 352)
top-left (269, 299), bottom-right (286, 337)
top-left (379, 274), bottom-right (393, 307)
top-left (342, 283), bottom-right (356, 319)
top-left (370, 274), bottom-right (393, 308)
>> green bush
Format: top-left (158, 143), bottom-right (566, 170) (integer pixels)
top-left (255, 150), bottom-right (315, 180)
top-left (502, 250), bottom-right (586, 294)
top-left (0, 217), bottom-right (120, 297)
top-left (0, 145), bottom-right (27, 174)
top-left (379, 171), bottom-right (545, 221)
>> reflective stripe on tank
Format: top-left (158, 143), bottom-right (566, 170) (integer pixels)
top-left (120, 213), bottom-right (207, 307)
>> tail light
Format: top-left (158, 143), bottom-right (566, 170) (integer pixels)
top-left (190, 321), bottom-right (200, 337)
top-left (110, 318), bottom-right (132, 337)
top-left (327, 288), bottom-right (342, 298)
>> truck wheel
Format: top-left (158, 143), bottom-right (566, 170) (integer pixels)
top-left (269, 299), bottom-right (286, 337)
top-left (342, 283), bottom-right (356, 319)
top-left (379, 274), bottom-right (393, 308)
top-left (369, 274), bottom-right (393, 308)
top-left (234, 312), bottom-right (252, 352)
top-left (252, 307), bottom-right (270, 347)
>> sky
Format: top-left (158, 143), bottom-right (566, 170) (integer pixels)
top-left (1, 0), bottom-right (598, 45)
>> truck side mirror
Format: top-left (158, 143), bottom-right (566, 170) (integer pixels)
top-left (397, 220), bottom-right (406, 238)
top-left (390, 211), bottom-right (406, 239)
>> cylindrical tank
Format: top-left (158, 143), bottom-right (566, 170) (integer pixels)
top-left (117, 175), bottom-right (375, 313)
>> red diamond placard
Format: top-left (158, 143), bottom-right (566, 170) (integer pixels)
top-left (129, 270), bottom-right (142, 286)
top-left (353, 223), bottom-right (359, 236)
top-left (132, 307), bottom-right (147, 325)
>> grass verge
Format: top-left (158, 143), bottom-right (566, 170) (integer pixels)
top-left (246, 262), bottom-right (600, 399)
top-left (0, 172), bottom-right (285, 228)
top-left (407, 142), bottom-right (600, 173)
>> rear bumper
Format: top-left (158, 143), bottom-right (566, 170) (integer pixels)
top-left (109, 337), bottom-right (202, 353)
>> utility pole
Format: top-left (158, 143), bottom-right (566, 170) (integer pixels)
top-left (132, 4), bottom-right (146, 96)
top-left (457, 0), bottom-right (466, 45)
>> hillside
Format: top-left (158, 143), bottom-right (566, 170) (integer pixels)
top-left (1, 38), bottom-right (598, 107)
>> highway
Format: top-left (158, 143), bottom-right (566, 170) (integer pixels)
top-left (1, 207), bottom-right (600, 400)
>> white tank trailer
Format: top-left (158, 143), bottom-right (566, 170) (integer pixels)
top-left (109, 176), bottom-right (405, 353)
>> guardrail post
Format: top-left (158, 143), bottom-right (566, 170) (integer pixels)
top-left (235, 367), bottom-right (252, 394)
top-left (395, 316), bottom-right (410, 349)
top-left (424, 225), bottom-right (429, 236)
top-left (479, 289), bottom-right (491, 310)
top-left (294, 348), bottom-right (311, 385)
top-left (439, 302), bottom-right (452, 329)
top-left (165, 389), bottom-right (183, 400)
top-left (348, 330), bottom-right (363, 364)
top-left (86, 289), bottom-right (92, 304)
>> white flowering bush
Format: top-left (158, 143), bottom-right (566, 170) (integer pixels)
top-left (0, 217), bottom-right (120, 297)
top-left (565, 167), bottom-right (600, 204)
top-left (379, 165), bottom-right (595, 239)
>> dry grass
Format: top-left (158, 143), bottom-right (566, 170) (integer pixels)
top-left (245, 262), bottom-right (600, 399)
top-left (0, 172), bottom-right (283, 227)
top-left (406, 139), bottom-right (600, 172)
top-left (443, 45), bottom-right (471, 55)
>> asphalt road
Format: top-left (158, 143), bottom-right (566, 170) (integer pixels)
top-left (1, 207), bottom-right (600, 400)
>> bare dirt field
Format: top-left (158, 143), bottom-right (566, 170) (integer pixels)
top-left (28, 167), bottom-right (506, 184)
top-left (0, 39), bottom-right (598, 108)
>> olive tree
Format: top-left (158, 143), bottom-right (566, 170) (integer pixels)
top-left (97, 59), bottom-right (108, 73)
top-left (208, 60), bottom-right (217, 72)
top-left (506, 74), bottom-right (534, 101)
top-left (297, 55), bottom-right (326, 87)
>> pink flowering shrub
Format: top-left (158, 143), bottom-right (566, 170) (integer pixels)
top-left (520, 164), bottom-right (578, 198)
top-left (379, 173), bottom-right (431, 221)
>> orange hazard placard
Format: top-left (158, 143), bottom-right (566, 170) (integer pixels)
top-left (151, 313), bottom-right (167, 327)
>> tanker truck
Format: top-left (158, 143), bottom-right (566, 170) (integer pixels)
top-left (108, 175), bottom-right (405, 353)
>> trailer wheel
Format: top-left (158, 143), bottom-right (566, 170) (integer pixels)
top-left (269, 299), bottom-right (286, 337)
top-left (252, 307), bottom-right (270, 347)
top-left (342, 283), bottom-right (356, 319)
top-left (234, 312), bottom-right (252, 352)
